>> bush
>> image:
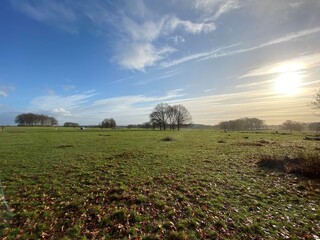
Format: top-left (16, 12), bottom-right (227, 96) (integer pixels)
top-left (257, 152), bottom-right (320, 178)
top-left (162, 136), bottom-right (174, 141)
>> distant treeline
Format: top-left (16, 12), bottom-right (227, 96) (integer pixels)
top-left (15, 113), bottom-right (58, 126)
top-left (63, 122), bottom-right (79, 127)
top-left (217, 117), bottom-right (265, 131)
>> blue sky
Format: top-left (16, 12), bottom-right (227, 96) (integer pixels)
top-left (1, 0), bottom-right (320, 126)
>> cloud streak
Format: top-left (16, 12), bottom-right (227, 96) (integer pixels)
top-left (161, 26), bottom-right (320, 68)
top-left (240, 52), bottom-right (320, 78)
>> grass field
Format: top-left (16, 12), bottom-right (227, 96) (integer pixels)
top-left (0, 127), bottom-right (319, 239)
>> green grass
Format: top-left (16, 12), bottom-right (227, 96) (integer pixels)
top-left (0, 127), bottom-right (319, 239)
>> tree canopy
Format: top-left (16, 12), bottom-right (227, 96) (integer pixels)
top-left (282, 120), bottom-right (305, 132)
top-left (15, 113), bottom-right (58, 126)
top-left (308, 122), bottom-right (320, 132)
top-left (149, 103), bottom-right (192, 130)
top-left (101, 118), bottom-right (116, 129)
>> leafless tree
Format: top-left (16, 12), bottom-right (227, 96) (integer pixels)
top-left (173, 104), bottom-right (192, 130)
top-left (282, 120), bottom-right (305, 132)
top-left (310, 89), bottom-right (320, 114)
top-left (149, 103), bottom-right (191, 130)
top-left (150, 103), bottom-right (169, 130)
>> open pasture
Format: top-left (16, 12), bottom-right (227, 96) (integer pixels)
top-left (0, 127), bottom-right (319, 239)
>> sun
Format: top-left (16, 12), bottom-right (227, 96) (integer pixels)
top-left (274, 72), bottom-right (302, 95)
top-left (273, 62), bottom-right (304, 96)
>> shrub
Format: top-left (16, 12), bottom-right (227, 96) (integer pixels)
top-left (162, 136), bottom-right (174, 141)
top-left (257, 152), bottom-right (320, 178)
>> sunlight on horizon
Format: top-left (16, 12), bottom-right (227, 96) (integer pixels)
top-left (273, 62), bottom-right (305, 96)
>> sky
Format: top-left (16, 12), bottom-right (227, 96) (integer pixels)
top-left (1, 0), bottom-right (320, 126)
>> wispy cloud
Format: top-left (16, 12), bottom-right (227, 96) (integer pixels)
top-left (136, 70), bottom-right (178, 85)
top-left (114, 11), bottom-right (216, 70)
top-left (29, 89), bottom-right (186, 125)
top-left (161, 27), bottom-right (320, 68)
top-left (31, 90), bottom-right (96, 113)
top-left (10, 0), bottom-right (240, 71)
top-left (0, 83), bottom-right (15, 97)
top-left (62, 84), bottom-right (76, 91)
top-left (193, 0), bottom-right (240, 20)
top-left (161, 43), bottom-right (240, 68)
top-left (235, 80), bottom-right (272, 89)
top-left (10, 0), bottom-right (78, 33)
top-left (169, 86), bottom-right (319, 124)
top-left (240, 52), bottom-right (320, 78)
top-left (109, 76), bottom-right (134, 84)
top-left (114, 43), bottom-right (176, 71)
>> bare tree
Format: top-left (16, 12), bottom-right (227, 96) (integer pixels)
top-left (282, 120), bottom-right (305, 132)
top-left (150, 103), bottom-right (169, 130)
top-left (310, 89), bottom-right (320, 114)
top-left (166, 105), bottom-right (177, 130)
top-left (149, 103), bottom-right (192, 130)
top-left (173, 104), bottom-right (192, 130)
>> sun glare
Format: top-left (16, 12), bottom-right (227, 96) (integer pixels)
top-left (273, 62), bottom-right (304, 96)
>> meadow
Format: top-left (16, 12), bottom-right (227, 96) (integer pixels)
top-left (0, 127), bottom-right (319, 239)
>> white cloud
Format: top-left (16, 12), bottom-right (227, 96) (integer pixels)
top-left (115, 43), bottom-right (176, 71)
top-left (10, 0), bottom-right (237, 71)
top-left (0, 91), bottom-right (7, 97)
top-left (193, 0), bottom-right (240, 20)
top-left (167, 16), bottom-right (215, 34)
top-left (0, 83), bottom-right (14, 97)
top-left (115, 13), bottom-right (215, 70)
top-left (171, 36), bottom-right (185, 45)
top-left (31, 91), bottom-right (96, 113)
top-left (52, 107), bottom-right (71, 116)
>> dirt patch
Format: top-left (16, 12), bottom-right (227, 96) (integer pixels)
top-left (55, 144), bottom-right (74, 148)
top-left (304, 136), bottom-right (320, 141)
top-left (99, 134), bottom-right (111, 137)
top-left (234, 142), bottom-right (264, 147)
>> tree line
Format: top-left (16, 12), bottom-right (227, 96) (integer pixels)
top-left (63, 122), bottom-right (79, 127)
top-left (149, 103), bottom-right (192, 130)
top-left (15, 113), bottom-right (58, 126)
top-left (217, 117), bottom-right (265, 131)
top-left (282, 120), bottom-right (320, 132)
